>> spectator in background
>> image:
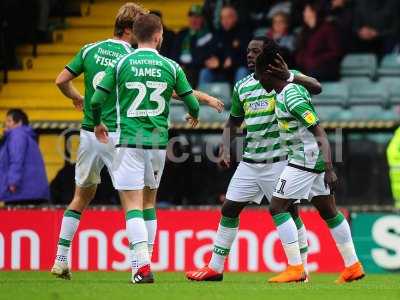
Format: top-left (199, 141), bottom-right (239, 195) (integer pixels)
top-left (0, 109), bottom-right (49, 205)
top-left (199, 5), bottom-right (250, 85)
top-left (353, 0), bottom-right (399, 55)
top-left (295, 1), bottom-right (342, 81)
top-left (173, 4), bottom-right (213, 86)
top-left (150, 10), bottom-right (175, 58)
top-left (266, 12), bottom-right (295, 65)
top-left (327, 0), bottom-right (353, 52)
top-left (203, 0), bottom-right (249, 30)
top-left (267, 0), bottom-right (292, 20)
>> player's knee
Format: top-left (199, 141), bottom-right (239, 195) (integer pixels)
top-left (221, 200), bottom-right (245, 218)
top-left (269, 200), bottom-right (285, 216)
top-left (287, 204), bottom-right (299, 219)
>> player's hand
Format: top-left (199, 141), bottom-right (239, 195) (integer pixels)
top-left (185, 114), bottom-right (199, 128)
top-left (94, 123), bottom-right (109, 144)
top-left (8, 185), bottom-right (17, 193)
top-left (207, 96), bottom-right (224, 112)
top-left (218, 144), bottom-right (231, 169)
top-left (324, 168), bottom-right (338, 191)
top-left (266, 53), bottom-right (290, 80)
top-left (72, 95), bottom-right (84, 111)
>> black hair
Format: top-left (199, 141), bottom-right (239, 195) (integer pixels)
top-left (255, 39), bottom-right (280, 74)
top-left (251, 36), bottom-right (272, 44)
top-left (7, 108), bottom-right (29, 125)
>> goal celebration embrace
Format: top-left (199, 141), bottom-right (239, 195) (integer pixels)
top-left (50, 1), bottom-right (364, 284)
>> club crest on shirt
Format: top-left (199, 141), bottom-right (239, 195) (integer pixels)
top-left (302, 110), bottom-right (316, 124)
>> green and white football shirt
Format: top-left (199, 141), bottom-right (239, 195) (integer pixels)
top-left (97, 48), bottom-right (196, 148)
top-left (230, 73), bottom-right (286, 163)
top-left (275, 83), bottom-right (324, 172)
top-left (66, 39), bottom-right (133, 132)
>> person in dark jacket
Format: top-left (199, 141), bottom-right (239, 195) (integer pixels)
top-left (0, 109), bottom-right (49, 204)
top-left (352, 0), bottom-right (400, 55)
top-left (150, 10), bottom-right (176, 58)
top-left (295, 0), bottom-right (343, 81)
top-left (198, 5), bottom-right (251, 85)
top-left (173, 4), bottom-right (213, 86)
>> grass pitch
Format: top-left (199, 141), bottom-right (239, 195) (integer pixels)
top-left (0, 272), bottom-right (399, 300)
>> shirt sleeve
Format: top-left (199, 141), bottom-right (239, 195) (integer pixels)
top-left (230, 85), bottom-right (244, 117)
top-left (174, 64), bottom-right (193, 97)
top-left (285, 88), bottom-right (319, 128)
top-left (65, 47), bottom-right (85, 76)
top-left (96, 64), bottom-right (117, 93)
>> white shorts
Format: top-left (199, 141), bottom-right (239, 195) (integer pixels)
top-left (273, 165), bottom-right (331, 200)
top-left (112, 148), bottom-right (166, 190)
top-left (226, 160), bottom-right (288, 204)
top-left (75, 129), bottom-right (118, 187)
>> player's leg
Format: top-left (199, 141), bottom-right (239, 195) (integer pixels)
top-left (268, 166), bottom-right (315, 283)
top-left (142, 149), bottom-right (166, 259)
top-left (259, 161), bottom-right (310, 277)
top-left (310, 178), bottom-right (364, 283)
top-left (52, 130), bottom-right (102, 279)
top-left (186, 162), bottom-right (261, 281)
top-left (287, 203), bottom-right (309, 276)
top-left (143, 187), bottom-right (157, 259)
top-left (186, 199), bottom-right (248, 281)
top-left (114, 148), bottom-right (153, 284)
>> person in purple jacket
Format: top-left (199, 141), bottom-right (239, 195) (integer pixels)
top-left (0, 109), bottom-right (49, 204)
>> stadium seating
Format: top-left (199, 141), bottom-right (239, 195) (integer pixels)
top-left (340, 54), bottom-right (377, 79)
top-left (198, 106), bottom-right (229, 123)
top-left (348, 82), bottom-right (389, 107)
top-left (378, 54), bottom-right (400, 77)
top-left (313, 82), bottom-right (349, 105)
top-left (380, 77), bottom-right (400, 105)
top-left (198, 82), bottom-right (232, 109)
top-left (169, 105), bottom-right (188, 124)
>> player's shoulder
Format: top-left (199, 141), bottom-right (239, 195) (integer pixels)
top-left (234, 73), bottom-right (255, 93)
top-left (283, 84), bottom-right (311, 108)
top-left (153, 52), bottom-right (183, 75)
top-left (80, 39), bottom-right (109, 58)
top-left (285, 83), bottom-right (308, 97)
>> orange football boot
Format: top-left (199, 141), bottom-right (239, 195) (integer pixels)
top-left (335, 262), bottom-right (365, 284)
top-left (186, 266), bottom-right (223, 281)
top-left (268, 264), bottom-right (307, 283)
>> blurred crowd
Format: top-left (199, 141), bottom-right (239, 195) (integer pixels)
top-left (166, 0), bottom-right (400, 84)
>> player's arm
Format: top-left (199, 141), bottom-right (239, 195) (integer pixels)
top-left (220, 86), bottom-right (244, 168)
top-left (55, 49), bottom-right (85, 110)
top-left (267, 54), bottom-right (322, 95)
top-left (173, 90), bottom-right (224, 112)
top-left (287, 94), bottom-right (337, 190)
top-left (308, 124), bottom-right (337, 190)
top-left (174, 66), bottom-right (200, 127)
top-left (91, 65), bottom-right (116, 143)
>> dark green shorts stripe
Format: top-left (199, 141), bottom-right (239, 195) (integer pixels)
top-left (294, 216), bottom-right (304, 229)
top-left (325, 212), bottom-right (345, 228)
top-left (300, 246), bottom-right (308, 254)
top-left (143, 208), bottom-right (157, 221)
top-left (58, 238), bottom-right (71, 247)
top-left (273, 212), bottom-right (291, 226)
top-left (64, 210), bottom-right (81, 220)
top-left (126, 210), bottom-right (143, 220)
top-left (220, 216), bottom-right (239, 228)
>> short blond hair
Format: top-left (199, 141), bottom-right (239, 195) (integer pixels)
top-left (114, 2), bottom-right (148, 37)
